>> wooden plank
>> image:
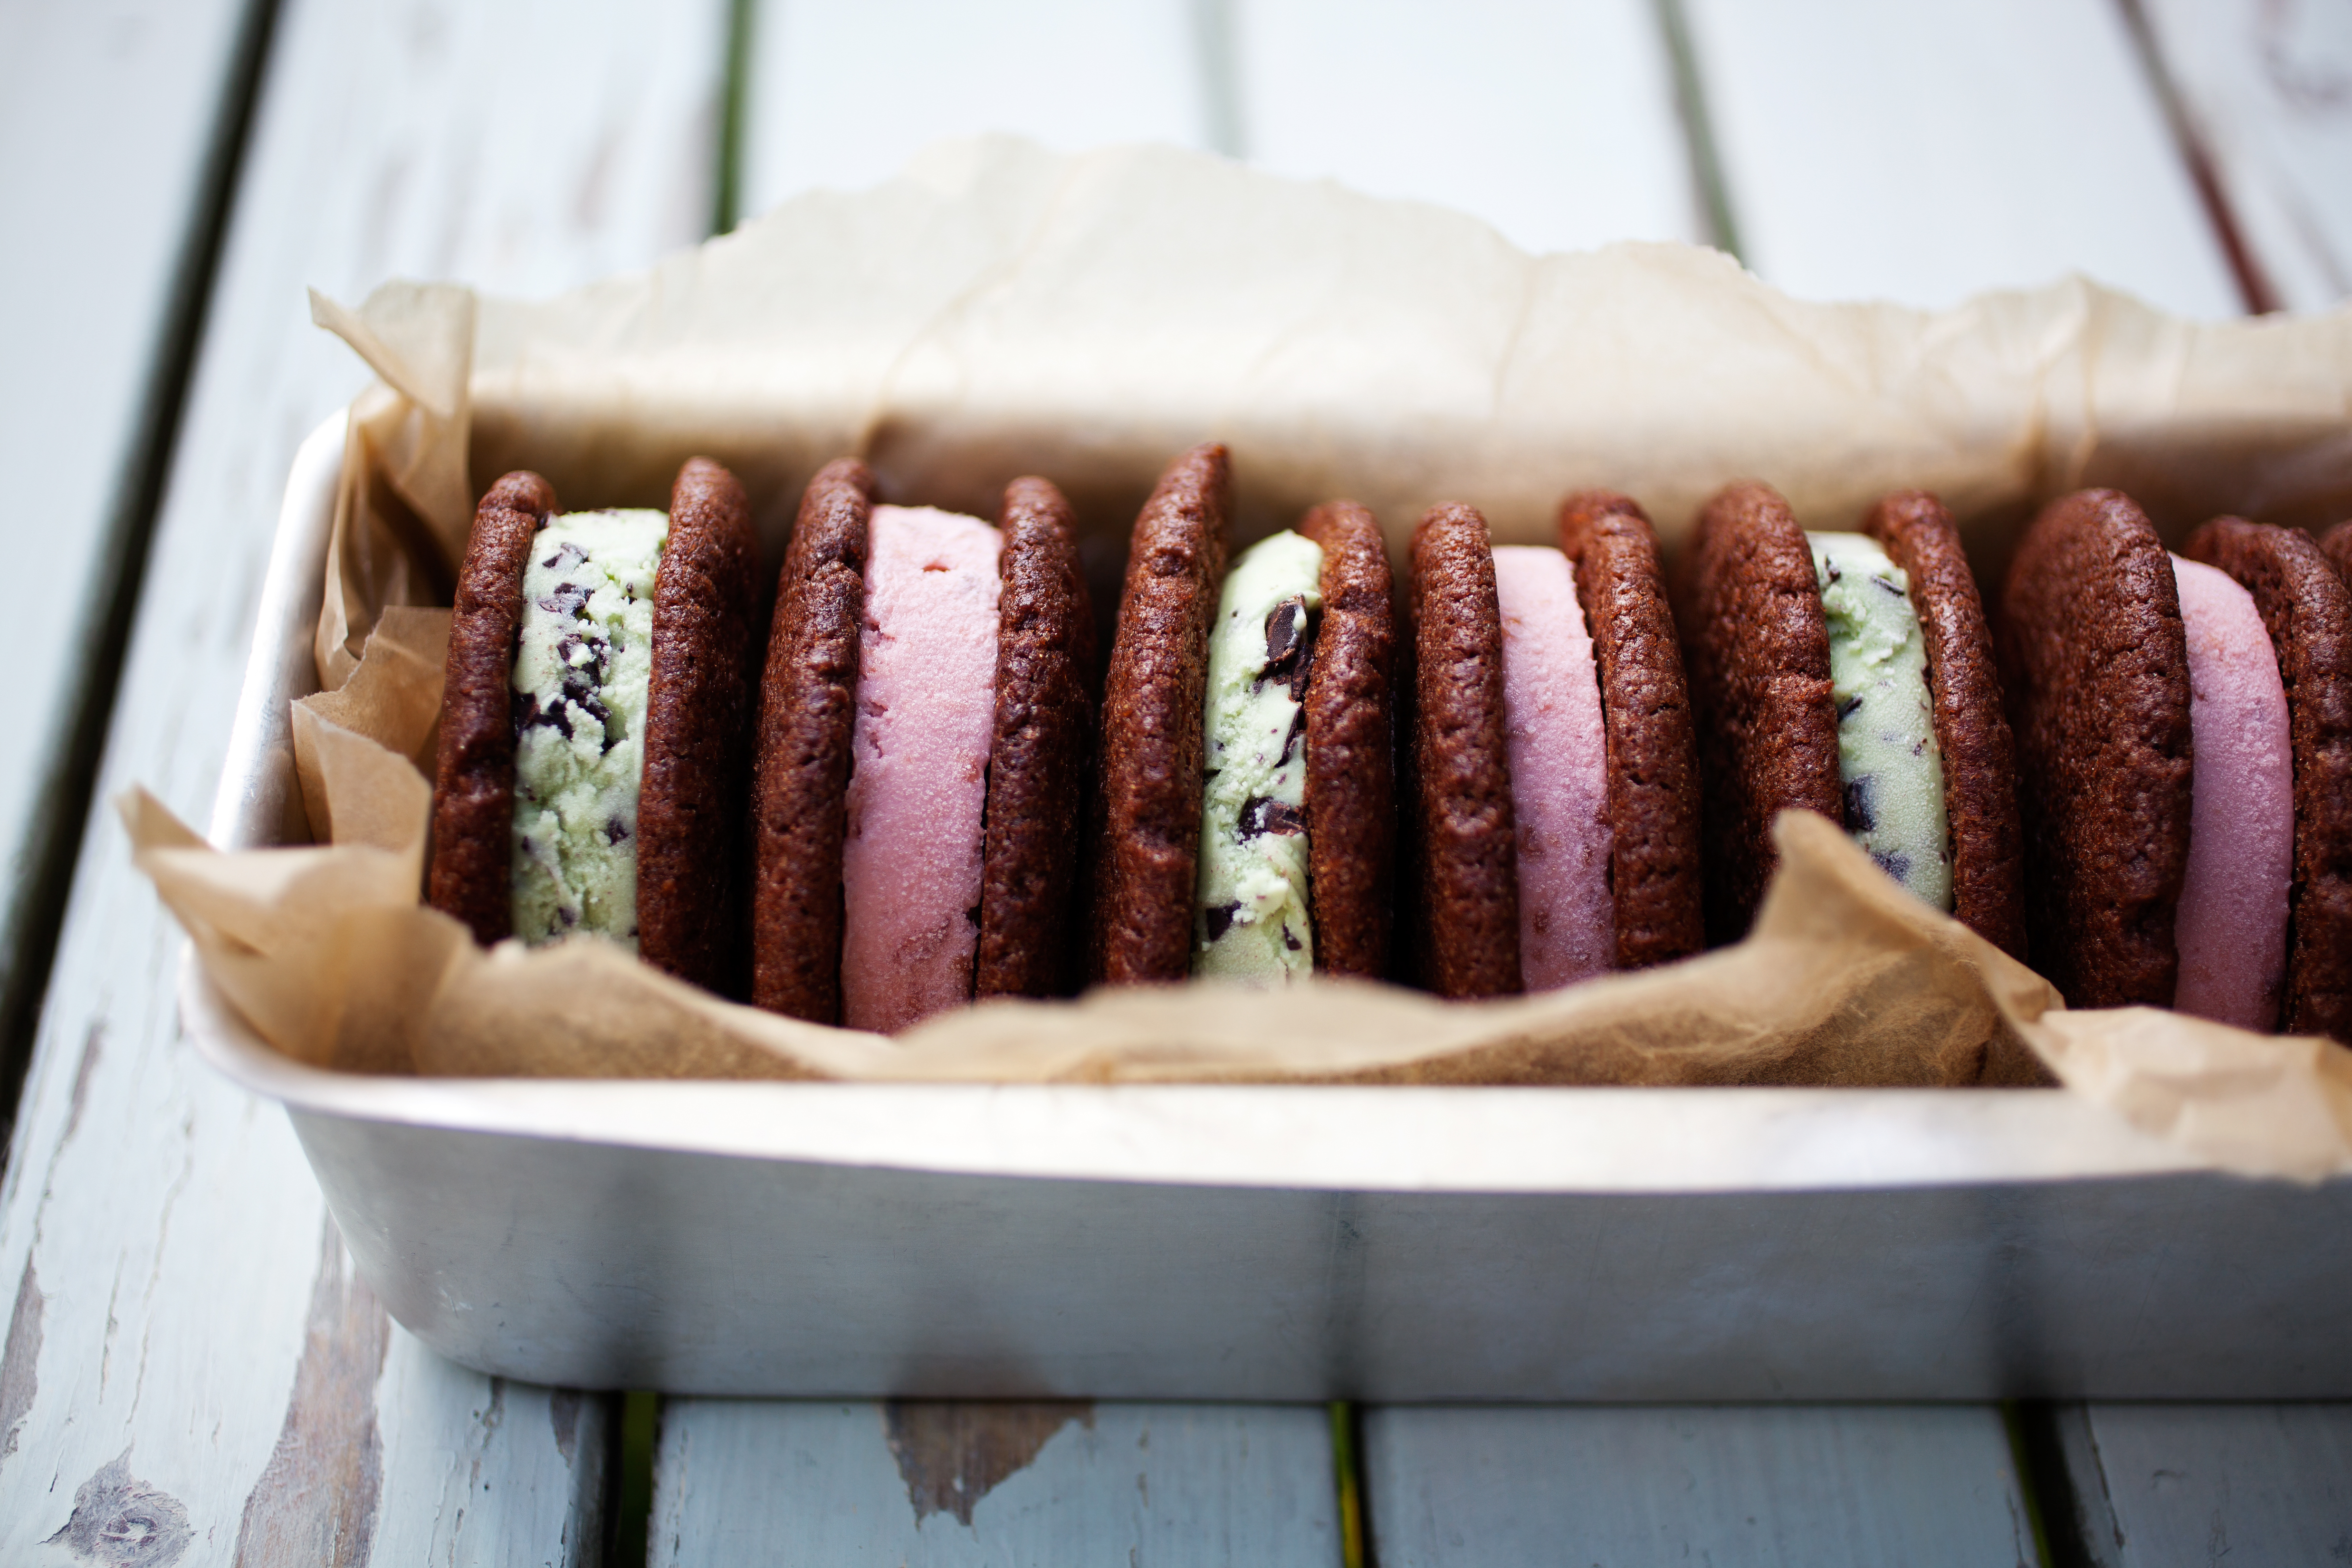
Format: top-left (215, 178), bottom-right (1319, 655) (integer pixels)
top-left (1362, 1404), bottom-right (2036, 1566)
top-left (740, 0), bottom-right (1206, 218)
top-left (0, 0), bottom-right (259, 1091)
top-left (2137, 0), bottom-right (2352, 312)
top-left (1230, 0), bottom-right (1704, 254)
top-left (650, 1398), bottom-right (1341, 1565)
top-left (1676, 0), bottom-right (2245, 316)
top-left (0, 0), bottom-right (727, 1558)
top-left (2037, 1403), bottom-right (2352, 1567)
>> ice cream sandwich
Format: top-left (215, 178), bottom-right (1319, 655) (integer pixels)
top-left (2180, 516), bottom-right (2352, 1040)
top-left (1999, 490), bottom-right (2304, 1030)
top-left (1092, 445), bottom-right (1398, 985)
top-left (750, 461), bottom-right (1096, 1030)
top-left (429, 458), bottom-right (759, 993)
top-left (1405, 495), bottom-right (1702, 999)
top-left (1677, 481), bottom-right (2024, 953)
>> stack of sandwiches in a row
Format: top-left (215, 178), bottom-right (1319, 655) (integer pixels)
top-left (428, 444), bottom-right (2352, 1042)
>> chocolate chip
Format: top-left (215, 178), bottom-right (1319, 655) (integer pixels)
top-left (1282, 926), bottom-right (1302, 952)
top-left (605, 816), bottom-right (630, 845)
top-left (1239, 796), bottom-right (1307, 839)
top-left (515, 690), bottom-right (573, 740)
top-left (1278, 706), bottom-right (1306, 766)
top-left (1264, 598), bottom-right (1302, 665)
top-left (1845, 775), bottom-right (1877, 834)
top-left (1256, 597), bottom-right (1319, 701)
top-left (1837, 695), bottom-right (1863, 721)
top-left (560, 671), bottom-right (612, 734)
top-left (1825, 562), bottom-right (1842, 583)
top-left (538, 582), bottom-right (593, 618)
top-left (1204, 901), bottom-right (1241, 942)
top-left (1871, 850), bottom-right (1912, 883)
top-left (1873, 574), bottom-right (1905, 597)
top-left (540, 541), bottom-right (588, 572)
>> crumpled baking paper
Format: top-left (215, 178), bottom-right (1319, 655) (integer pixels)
top-left (144, 137), bottom-right (2352, 1181)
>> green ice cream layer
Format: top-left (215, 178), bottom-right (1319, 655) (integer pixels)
top-left (510, 508), bottom-right (668, 947)
top-left (1194, 530), bottom-right (1325, 983)
top-left (1808, 532), bottom-right (1951, 911)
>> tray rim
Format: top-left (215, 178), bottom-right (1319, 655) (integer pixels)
top-left (183, 945), bottom-right (2233, 1197)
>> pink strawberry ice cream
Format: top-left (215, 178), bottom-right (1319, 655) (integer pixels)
top-left (2170, 555), bottom-right (2292, 1031)
top-left (841, 506), bottom-right (1003, 1033)
top-left (1493, 545), bottom-right (1614, 990)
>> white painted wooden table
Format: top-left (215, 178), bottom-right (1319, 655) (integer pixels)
top-left (2, 1), bottom-right (2348, 1564)
top-left (0, 0), bottom-right (726, 1559)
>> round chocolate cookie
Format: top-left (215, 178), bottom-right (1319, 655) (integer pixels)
top-left (2323, 519), bottom-right (2352, 588)
top-left (1406, 502), bottom-right (1521, 998)
top-left (1558, 490), bottom-right (1702, 968)
top-left (1864, 490), bottom-right (2027, 960)
top-left (750, 457), bottom-right (876, 1022)
top-left (2186, 516), bottom-right (2352, 1042)
top-left (1297, 500), bottom-right (1396, 980)
top-left (430, 470), bottom-right (556, 947)
top-left (1673, 481), bottom-right (1843, 947)
top-left (1091, 443), bottom-right (1233, 985)
top-left (1996, 489), bottom-right (2192, 1010)
top-left (636, 458), bottom-right (760, 995)
top-left (974, 475), bottom-right (1098, 1000)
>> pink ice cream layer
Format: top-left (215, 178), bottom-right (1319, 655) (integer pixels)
top-left (2170, 554), bottom-right (2292, 1032)
top-left (1493, 546), bottom-right (1614, 991)
top-left (841, 505), bottom-right (1003, 1033)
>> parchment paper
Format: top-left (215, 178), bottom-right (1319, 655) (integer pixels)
top-left (139, 138), bottom-right (2352, 1181)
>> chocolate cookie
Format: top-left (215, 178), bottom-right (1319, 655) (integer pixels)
top-left (2186, 516), bottom-right (2352, 1042)
top-left (1864, 490), bottom-right (2027, 960)
top-left (1997, 489), bottom-right (2192, 1010)
top-left (1558, 490), bottom-right (1703, 968)
top-left (1673, 481), bottom-right (1843, 946)
top-left (636, 458), bottom-right (760, 994)
top-left (750, 458), bottom-right (875, 1021)
top-left (1297, 500), bottom-right (1396, 980)
top-left (1091, 444), bottom-right (1233, 984)
top-left (429, 470), bottom-right (555, 946)
top-left (2321, 518), bottom-right (2352, 583)
top-left (974, 476), bottom-right (1098, 1000)
top-left (1407, 503), bottom-right (1521, 998)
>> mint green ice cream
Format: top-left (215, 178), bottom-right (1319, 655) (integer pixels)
top-left (1808, 532), bottom-right (1951, 911)
top-left (1194, 530), bottom-right (1324, 983)
top-left (510, 508), bottom-right (668, 946)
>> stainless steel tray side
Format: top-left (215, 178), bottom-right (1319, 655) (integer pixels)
top-left (174, 411), bottom-right (2352, 1401)
top-left (258, 1027), bottom-right (2352, 1400)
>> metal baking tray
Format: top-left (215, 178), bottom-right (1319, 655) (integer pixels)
top-left (180, 412), bottom-right (2352, 1400)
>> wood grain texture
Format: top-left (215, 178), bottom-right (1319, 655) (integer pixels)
top-left (1364, 1404), bottom-right (2037, 1567)
top-left (0, 0), bottom-right (724, 1557)
top-left (1679, 0), bottom-right (2244, 316)
top-left (2039, 1403), bottom-right (2352, 1568)
top-left (0, 0), bottom-right (257, 1046)
top-left (2139, 0), bottom-right (2352, 312)
top-left (1231, 0), bottom-right (1702, 253)
top-left (741, 0), bottom-right (1206, 216)
top-left (650, 1399), bottom-right (1342, 1566)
